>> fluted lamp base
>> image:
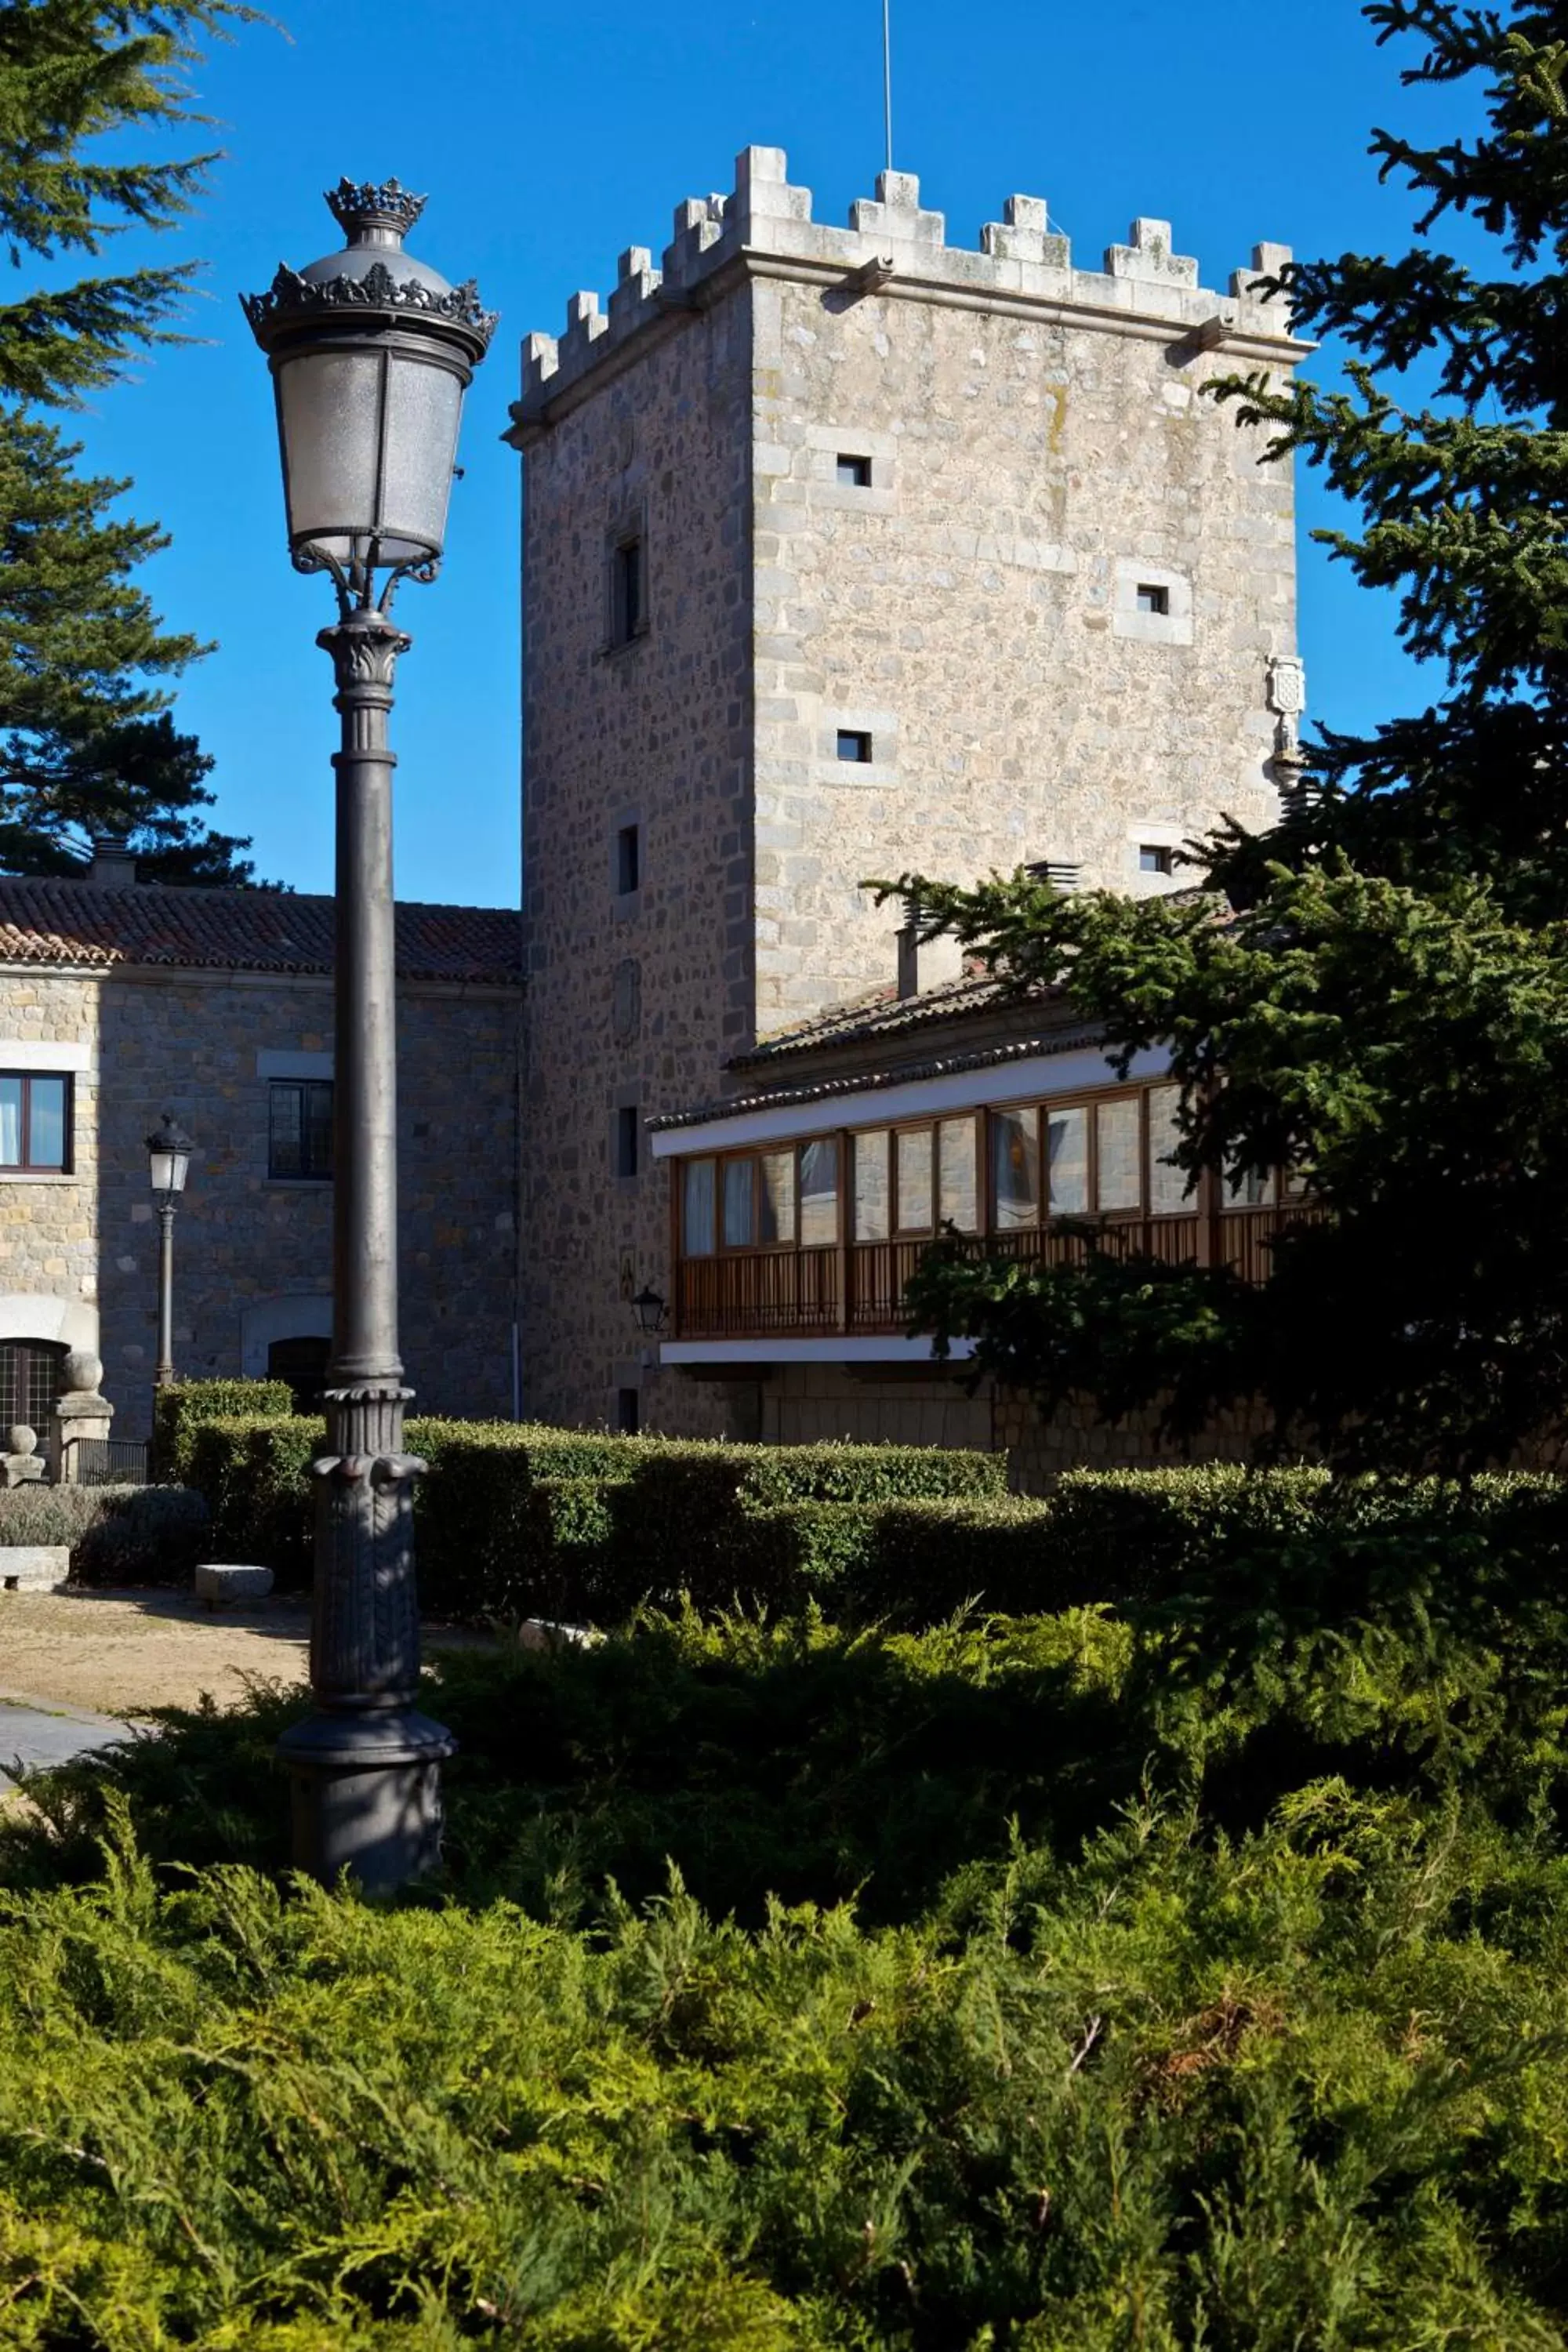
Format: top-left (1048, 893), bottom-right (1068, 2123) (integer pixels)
top-left (277, 1706), bottom-right (456, 1891)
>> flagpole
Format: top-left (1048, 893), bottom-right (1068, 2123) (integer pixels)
top-left (883, 0), bottom-right (893, 172)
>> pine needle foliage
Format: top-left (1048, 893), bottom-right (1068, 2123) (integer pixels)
top-left (0, 0), bottom-right (260, 408)
top-left (7, 1571), bottom-right (1568, 2343)
top-left (877, 2), bottom-right (1568, 1472)
top-left (0, 1), bottom-right (270, 882)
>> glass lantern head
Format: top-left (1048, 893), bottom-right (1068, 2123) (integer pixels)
top-left (241, 180), bottom-right (498, 607)
top-left (630, 1285), bottom-right (668, 1336)
top-left (146, 1113), bottom-right (194, 1198)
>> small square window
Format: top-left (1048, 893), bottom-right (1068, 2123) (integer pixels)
top-left (1139, 844), bottom-right (1175, 875)
top-left (0, 1073), bottom-right (71, 1174)
top-left (616, 1387), bottom-right (641, 1435)
top-left (610, 534), bottom-right (646, 646)
top-left (1135, 582), bottom-right (1171, 616)
top-left (616, 822), bottom-right (641, 896)
top-left (615, 1104), bottom-right (640, 1180)
top-left (837, 453), bottom-right (873, 488)
top-left (837, 728), bottom-right (873, 764)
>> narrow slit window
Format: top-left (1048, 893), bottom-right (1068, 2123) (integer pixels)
top-left (837, 728), bottom-right (873, 764)
top-left (615, 1105), bottom-right (640, 1180)
top-left (611, 534), bottom-right (646, 645)
top-left (616, 823), bottom-right (641, 895)
top-left (1135, 582), bottom-right (1170, 616)
top-left (837, 453), bottom-right (873, 488)
top-left (1139, 844), bottom-right (1175, 875)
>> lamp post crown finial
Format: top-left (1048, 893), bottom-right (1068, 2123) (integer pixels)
top-left (326, 176), bottom-right (427, 245)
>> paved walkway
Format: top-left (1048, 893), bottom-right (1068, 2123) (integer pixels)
top-left (0, 1689), bottom-right (132, 1777)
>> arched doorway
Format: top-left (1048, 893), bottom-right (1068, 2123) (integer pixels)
top-left (267, 1334), bottom-right (332, 1415)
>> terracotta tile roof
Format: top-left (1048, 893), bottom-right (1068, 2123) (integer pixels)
top-left (0, 880), bottom-right (521, 985)
top-left (648, 1019), bottom-right (1113, 1134)
top-left (731, 972), bottom-right (1015, 1066)
top-left (652, 974), bottom-right (1110, 1134)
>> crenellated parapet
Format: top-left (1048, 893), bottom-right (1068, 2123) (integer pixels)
top-left (506, 146), bottom-right (1300, 438)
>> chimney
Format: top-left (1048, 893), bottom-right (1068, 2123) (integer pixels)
top-left (1024, 858), bottom-right (1081, 894)
top-left (896, 905), bottom-right (964, 1000)
top-left (85, 833), bottom-right (138, 891)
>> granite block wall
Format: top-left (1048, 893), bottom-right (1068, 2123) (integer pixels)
top-left (0, 963), bottom-right (520, 1442)
top-left (511, 147), bottom-right (1302, 1436)
top-left (515, 281), bottom-right (758, 1438)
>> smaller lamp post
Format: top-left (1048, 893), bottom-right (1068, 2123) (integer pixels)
top-left (145, 1114), bottom-right (194, 1387)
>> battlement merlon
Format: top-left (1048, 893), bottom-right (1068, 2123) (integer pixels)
top-left (503, 146), bottom-right (1307, 445)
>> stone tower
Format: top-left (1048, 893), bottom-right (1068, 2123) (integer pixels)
top-left (506, 148), bottom-right (1305, 1434)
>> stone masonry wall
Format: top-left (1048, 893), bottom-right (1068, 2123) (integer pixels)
top-left (758, 1364), bottom-right (992, 1454)
top-left (515, 281), bottom-right (757, 1436)
top-left (510, 146), bottom-right (1299, 1434)
top-left (994, 1388), bottom-right (1277, 1492)
top-left (0, 963), bottom-right (520, 1443)
top-left (0, 971), bottom-right (102, 1363)
top-left (749, 180), bottom-right (1298, 1024)
top-left (762, 1370), bottom-right (1272, 1490)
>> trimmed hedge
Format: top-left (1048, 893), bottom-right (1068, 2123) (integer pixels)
top-left (179, 1409), bottom-right (1011, 1613)
top-left (152, 1377), bottom-right (294, 1483)
top-left (0, 1482), bottom-right (209, 1584)
top-left (173, 1389), bottom-right (1568, 1630)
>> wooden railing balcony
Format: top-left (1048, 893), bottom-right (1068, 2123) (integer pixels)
top-left (673, 1203), bottom-right (1320, 1345)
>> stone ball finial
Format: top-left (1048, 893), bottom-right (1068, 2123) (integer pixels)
top-left (7, 1425), bottom-right (36, 1457)
top-left (61, 1349), bottom-right (103, 1396)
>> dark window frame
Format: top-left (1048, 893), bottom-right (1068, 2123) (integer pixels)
top-left (0, 1338), bottom-right (65, 1429)
top-left (1139, 843), bottom-right (1176, 875)
top-left (0, 1071), bottom-right (73, 1174)
top-left (608, 529), bottom-right (648, 649)
top-left (268, 1077), bottom-right (334, 1182)
top-left (615, 1104), bottom-right (641, 1181)
top-left (1134, 581), bottom-right (1171, 616)
top-left (836, 452), bottom-right (873, 488)
top-left (615, 822), bottom-right (641, 896)
top-left (836, 728), bottom-right (873, 764)
top-left (674, 1087), bottom-right (1292, 1268)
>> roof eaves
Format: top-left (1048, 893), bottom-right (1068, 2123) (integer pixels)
top-left (649, 1020), bottom-right (1111, 1132)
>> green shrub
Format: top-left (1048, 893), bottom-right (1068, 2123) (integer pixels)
top-left (174, 1411), bottom-right (1009, 1621)
top-left (0, 1481), bottom-right (209, 1583)
top-left (152, 1377), bottom-right (293, 1481)
top-left (70, 1484), bottom-right (210, 1584)
top-left (8, 1584), bottom-right (1568, 2345)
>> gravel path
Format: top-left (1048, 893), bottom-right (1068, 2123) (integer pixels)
top-left (0, 1588), bottom-right (488, 1720)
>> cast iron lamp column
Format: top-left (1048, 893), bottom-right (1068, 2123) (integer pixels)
top-left (243, 180), bottom-right (495, 1889)
top-left (145, 1114), bottom-right (194, 1387)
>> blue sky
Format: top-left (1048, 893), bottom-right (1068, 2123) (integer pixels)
top-left (58, 0), bottom-right (1472, 905)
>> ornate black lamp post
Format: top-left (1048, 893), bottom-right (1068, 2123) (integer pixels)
top-left (243, 180), bottom-right (495, 1889)
top-left (145, 1113), bottom-right (194, 1388)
